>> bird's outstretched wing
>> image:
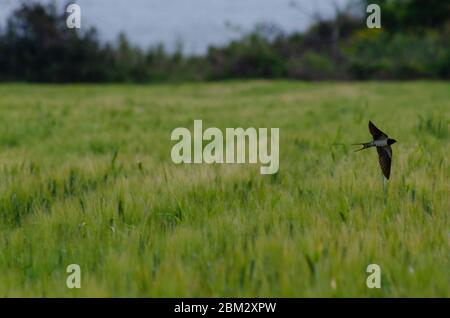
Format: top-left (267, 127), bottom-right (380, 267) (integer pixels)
top-left (369, 121), bottom-right (388, 139)
top-left (376, 146), bottom-right (392, 179)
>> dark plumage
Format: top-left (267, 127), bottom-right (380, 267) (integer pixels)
top-left (353, 121), bottom-right (397, 179)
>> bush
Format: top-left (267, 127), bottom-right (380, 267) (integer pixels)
top-left (0, 1), bottom-right (449, 82)
top-left (206, 33), bottom-right (287, 80)
top-left (343, 28), bottom-right (450, 80)
top-left (287, 51), bottom-right (341, 80)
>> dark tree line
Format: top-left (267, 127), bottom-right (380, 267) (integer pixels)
top-left (0, 1), bottom-right (448, 82)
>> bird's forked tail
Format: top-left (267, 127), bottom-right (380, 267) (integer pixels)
top-left (352, 142), bottom-right (373, 152)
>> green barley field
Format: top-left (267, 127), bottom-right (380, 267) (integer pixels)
top-left (0, 81), bottom-right (448, 297)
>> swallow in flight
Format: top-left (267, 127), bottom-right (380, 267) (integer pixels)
top-left (353, 121), bottom-right (397, 179)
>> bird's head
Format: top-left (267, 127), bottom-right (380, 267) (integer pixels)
top-left (388, 138), bottom-right (397, 145)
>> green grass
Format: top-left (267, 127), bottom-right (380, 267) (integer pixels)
top-left (0, 81), bottom-right (448, 297)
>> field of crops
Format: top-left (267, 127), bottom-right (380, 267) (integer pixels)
top-left (0, 81), bottom-right (448, 297)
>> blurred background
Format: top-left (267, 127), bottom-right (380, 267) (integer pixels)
top-left (0, 0), bottom-right (449, 82)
